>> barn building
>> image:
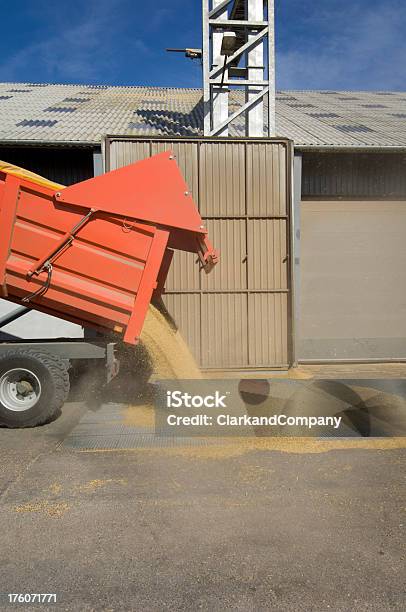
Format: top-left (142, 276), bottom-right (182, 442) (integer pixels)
top-left (0, 83), bottom-right (405, 369)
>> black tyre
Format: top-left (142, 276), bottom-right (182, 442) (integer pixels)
top-left (0, 350), bottom-right (70, 428)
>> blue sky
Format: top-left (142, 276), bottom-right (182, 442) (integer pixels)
top-left (0, 0), bottom-right (405, 90)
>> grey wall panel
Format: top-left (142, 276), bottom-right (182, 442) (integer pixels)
top-left (202, 219), bottom-right (247, 290)
top-left (201, 293), bottom-right (248, 369)
top-left (109, 140), bottom-right (150, 166)
top-left (248, 294), bottom-right (288, 366)
top-left (303, 153), bottom-right (406, 199)
top-left (300, 200), bottom-right (406, 360)
top-left (165, 250), bottom-right (200, 292)
top-left (247, 220), bottom-right (288, 290)
top-left (162, 293), bottom-right (201, 363)
top-left (246, 143), bottom-right (287, 216)
top-left (199, 142), bottom-right (246, 216)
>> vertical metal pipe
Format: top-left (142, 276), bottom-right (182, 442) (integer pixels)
top-left (247, 0), bottom-right (264, 136)
top-left (267, 0), bottom-right (276, 136)
top-left (291, 152), bottom-right (302, 365)
top-left (212, 0), bottom-right (229, 136)
top-left (202, 0), bottom-right (211, 136)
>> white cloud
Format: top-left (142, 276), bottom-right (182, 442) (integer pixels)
top-left (277, 1), bottom-right (406, 90)
top-left (0, 0), bottom-right (136, 82)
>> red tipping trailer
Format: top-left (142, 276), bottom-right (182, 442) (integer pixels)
top-left (0, 152), bottom-right (218, 427)
top-left (0, 151), bottom-right (218, 344)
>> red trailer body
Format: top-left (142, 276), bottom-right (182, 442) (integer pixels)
top-left (0, 152), bottom-right (218, 345)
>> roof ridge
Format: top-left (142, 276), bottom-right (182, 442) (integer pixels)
top-left (0, 81), bottom-right (203, 91)
top-left (1, 82), bottom-right (406, 95)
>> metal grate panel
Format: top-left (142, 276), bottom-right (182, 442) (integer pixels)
top-left (63, 403), bottom-right (216, 450)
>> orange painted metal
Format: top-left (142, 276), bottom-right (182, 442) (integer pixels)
top-left (0, 152), bottom-right (219, 345)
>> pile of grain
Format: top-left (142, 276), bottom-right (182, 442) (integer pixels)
top-left (140, 303), bottom-right (202, 380)
top-left (122, 303), bottom-right (201, 428)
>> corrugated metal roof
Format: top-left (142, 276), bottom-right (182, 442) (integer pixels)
top-left (0, 82), bottom-right (406, 148)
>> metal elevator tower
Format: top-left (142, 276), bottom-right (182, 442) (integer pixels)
top-left (203, 0), bottom-right (275, 137)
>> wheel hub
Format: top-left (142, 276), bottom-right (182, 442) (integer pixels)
top-left (0, 368), bottom-right (41, 412)
top-left (16, 380), bottom-right (34, 396)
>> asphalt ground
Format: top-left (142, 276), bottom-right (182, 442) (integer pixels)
top-left (0, 371), bottom-right (405, 612)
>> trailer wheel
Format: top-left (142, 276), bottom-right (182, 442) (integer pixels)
top-left (0, 350), bottom-right (70, 428)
